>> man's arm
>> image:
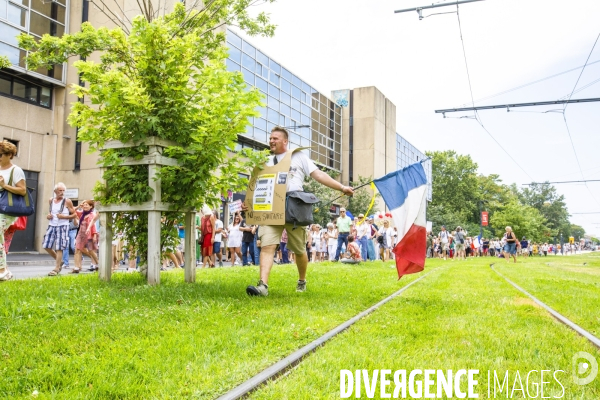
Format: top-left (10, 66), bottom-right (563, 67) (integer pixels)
top-left (61, 199), bottom-right (77, 220)
top-left (310, 170), bottom-right (355, 196)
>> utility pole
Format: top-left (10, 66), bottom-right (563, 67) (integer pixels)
top-left (394, 0), bottom-right (485, 19)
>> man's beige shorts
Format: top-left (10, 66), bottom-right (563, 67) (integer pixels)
top-left (259, 224), bottom-right (307, 254)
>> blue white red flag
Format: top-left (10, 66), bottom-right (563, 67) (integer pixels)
top-left (373, 163), bottom-right (428, 279)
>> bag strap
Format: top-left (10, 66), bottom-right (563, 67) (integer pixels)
top-left (7, 167), bottom-right (14, 186)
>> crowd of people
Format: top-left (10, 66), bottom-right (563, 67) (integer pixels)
top-left (195, 208), bottom-right (400, 268)
top-left (428, 225), bottom-right (582, 263)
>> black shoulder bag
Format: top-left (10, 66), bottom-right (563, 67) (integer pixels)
top-left (285, 191), bottom-right (320, 229)
top-left (0, 168), bottom-right (35, 217)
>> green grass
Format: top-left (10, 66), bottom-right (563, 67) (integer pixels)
top-left (0, 261), bottom-right (426, 399)
top-left (495, 254), bottom-right (600, 337)
top-left (250, 255), bottom-right (600, 399)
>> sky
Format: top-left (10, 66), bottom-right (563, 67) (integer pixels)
top-left (235, 0), bottom-right (600, 237)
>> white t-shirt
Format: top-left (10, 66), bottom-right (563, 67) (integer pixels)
top-left (214, 219), bottom-right (224, 242)
top-left (327, 229), bottom-right (337, 246)
top-left (439, 230), bottom-right (449, 243)
top-left (356, 223), bottom-right (369, 239)
top-left (0, 166), bottom-right (25, 190)
top-left (268, 151), bottom-right (318, 192)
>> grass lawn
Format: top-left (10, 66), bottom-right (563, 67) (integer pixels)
top-left (0, 260), bottom-right (427, 399)
top-left (251, 254), bottom-right (600, 399)
top-left (495, 254), bottom-right (600, 337)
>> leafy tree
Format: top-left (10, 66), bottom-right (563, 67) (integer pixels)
top-left (304, 168), bottom-right (339, 227)
top-left (519, 182), bottom-right (570, 236)
top-left (568, 224), bottom-right (585, 240)
top-left (344, 176), bottom-right (378, 219)
top-left (0, 56), bottom-right (9, 68)
top-left (490, 198), bottom-right (549, 242)
top-left (426, 150), bottom-right (479, 230)
top-left (18, 1), bottom-right (274, 265)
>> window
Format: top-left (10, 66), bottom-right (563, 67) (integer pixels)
top-left (269, 60), bottom-right (280, 74)
top-left (0, 71), bottom-right (52, 108)
top-left (242, 53), bottom-right (255, 71)
top-left (0, 0), bottom-right (69, 83)
top-left (227, 32), bottom-right (242, 48)
top-left (242, 40), bottom-right (255, 56)
top-left (256, 50), bottom-right (269, 68)
top-left (227, 45), bottom-right (241, 63)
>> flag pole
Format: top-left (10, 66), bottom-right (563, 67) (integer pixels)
top-left (319, 158), bottom-right (431, 210)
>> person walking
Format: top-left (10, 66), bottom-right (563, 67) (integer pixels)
top-left (355, 214), bottom-right (369, 262)
top-left (377, 220), bottom-right (393, 261)
top-left (227, 213), bottom-right (243, 266)
top-left (438, 226), bottom-right (450, 260)
top-left (212, 209), bottom-right (224, 267)
top-left (0, 141), bottom-right (27, 281)
top-left (334, 208), bottom-right (352, 261)
top-left (503, 226), bottom-right (518, 263)
top-left (71, 200), bottom-right (99, 273)
top-left (454, 226), bottom-right (466, 260)
top-left (44, 183), bottom-right (76, 276)
top-left (240, 216), bottom-right (256, 266)
top-left (245, 127), bottom-right (354, 296)
top-left (200, 207), bottom-right (215, 268)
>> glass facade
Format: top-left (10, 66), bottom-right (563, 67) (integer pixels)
top-left (226, 30), bottom-right (342, 171)
top-left (396, 134), bottom-right (432, 201)
top-left (0, 0), bottom-right (68, 82)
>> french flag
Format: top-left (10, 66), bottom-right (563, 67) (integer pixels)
top-left (373, 163), bottom-right (428, 279)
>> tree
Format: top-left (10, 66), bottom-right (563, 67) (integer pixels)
top-left (344, 176), bottom-right (378, 219)
top-left (568, 224), bottom-right (585, 240)
top-left (0, 56), bottom-right (9, 69)
top-left (519, 182), bottom-right (570, 236)
top-left (304, 168), bottom-right (339, 227)
top-left (490, 198), bottom-right (549, 242)
top-left (18, 1), bottom-right (274, 264)
top-left (426, 150), bottom-right (479, 231)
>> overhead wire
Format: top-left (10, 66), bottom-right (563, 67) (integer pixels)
top-left (454, 3), bottom-right (534, 181)
top-left (457, 59), bottom-right (600, 107)
top-left (561, 30), bottom-right (600, 208)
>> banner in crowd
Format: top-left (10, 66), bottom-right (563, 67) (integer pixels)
top-left (373, 162), bottom-right (428, 279)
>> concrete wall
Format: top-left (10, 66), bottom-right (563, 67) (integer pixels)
top-left (339, 86), bottom-right (399, 213)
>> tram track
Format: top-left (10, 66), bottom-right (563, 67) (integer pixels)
top-left (215, 268), bottom-right (439, 399)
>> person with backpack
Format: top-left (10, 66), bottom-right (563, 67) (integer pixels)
top-left (44, 183), bottom-right (77, 276)
top-left (438, 225), bottom-right (450, 260)
top-left (454, 226), bottom-right (466, 260)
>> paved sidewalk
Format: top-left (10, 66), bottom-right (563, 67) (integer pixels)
top-left (6, 252), bottom-right (109, 280)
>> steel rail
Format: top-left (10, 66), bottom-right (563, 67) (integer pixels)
top-left (491, 264), bottom-right (600, 349)
top-left (215, 269), bottom-right (437, 399)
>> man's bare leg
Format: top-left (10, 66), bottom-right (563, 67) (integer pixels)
top-left (55, 250), bottom-right (63, 268)
top-left (295, 252), bottom-right (308, 281)
top-left (45, 248), bottom-right (57, 260)
top-left (259, 244), bottom-right (277, 284)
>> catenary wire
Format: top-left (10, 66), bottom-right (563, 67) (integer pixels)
top-left (563, 31), bottom-right (600, 113)
top-left (457, 59), bottom-right (600, 107)
top-left (454, 3), bottom-right (535, 181)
